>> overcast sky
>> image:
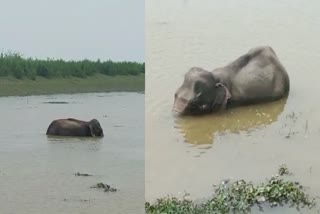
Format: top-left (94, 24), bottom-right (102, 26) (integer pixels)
top-left (0, 0), bottom-right (144, 62)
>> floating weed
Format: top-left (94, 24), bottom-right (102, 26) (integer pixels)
top-left (145, 197), bottom-right (197, 214)
top-left (90, 183), bottom-right (117, 192)
top-left (281, 112), bottom-right (303, 138)
top-left (278, 164), bottom-right (291, 176)
top-left (75, 172), bottom-right (93, 176)
top-left (146, 167), bottom-right (316, 214)
top-left (286, 112), bottom-right (299, 122)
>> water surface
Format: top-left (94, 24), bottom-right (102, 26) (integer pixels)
top-left (146, 0), bottom-right (320, 213)
top-left (0, 92), bottom-right (144, 214)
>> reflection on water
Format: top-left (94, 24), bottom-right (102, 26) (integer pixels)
top-left (175, 99), bottom-right (287, 145)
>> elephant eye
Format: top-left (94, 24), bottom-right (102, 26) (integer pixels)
top-left (196, 92), bottom-right (203, 99)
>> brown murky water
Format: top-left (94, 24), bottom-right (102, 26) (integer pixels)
top-left (0, 92), bottom-right (144, 214)
top-left (146, 0), bottom-right (320, 213)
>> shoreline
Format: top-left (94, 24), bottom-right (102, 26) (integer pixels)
top-left (0, 74), bottom-right (144, 97)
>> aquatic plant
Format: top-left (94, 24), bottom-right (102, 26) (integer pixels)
top-left (90, 182), bottom-right (117, 192)
top-left (145, 166), bottom-right (315, 214)
top-left (75, 172), bottom-right (92, 176)
top-left (278, 164), bottom-right (291, 176)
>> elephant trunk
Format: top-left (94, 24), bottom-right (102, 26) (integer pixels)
top-left (173, 98), bottom-right (188, 115)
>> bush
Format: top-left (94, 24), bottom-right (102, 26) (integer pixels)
top-left (0, 51), bottom-right (145, 79)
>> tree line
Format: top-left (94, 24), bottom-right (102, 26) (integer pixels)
top-left (0, 51), bottom-right (145, 80)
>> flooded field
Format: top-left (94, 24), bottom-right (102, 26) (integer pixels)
top-left (146, 0), bottom-right (320, 213)
top-left (0, 92), bottom-right (144, 214)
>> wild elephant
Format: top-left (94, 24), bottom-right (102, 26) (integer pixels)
top-left (46, 118), bottom-right (104, 137)
top-left (173, 46), bottom-right (290, 115)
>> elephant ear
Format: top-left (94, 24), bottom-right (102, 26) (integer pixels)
top-left (211, 83), bottom-right (229, 111)
top-left (88, 124), bottom-right (96, 137)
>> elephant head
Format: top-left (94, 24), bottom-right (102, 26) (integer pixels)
top-left (88, 119), bottom-right (104, 137)
top-left (173, 67), bottom-right (231, 115)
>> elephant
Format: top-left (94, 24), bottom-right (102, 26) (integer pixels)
top-left (46, 118), bottom-right (104, 137)
top-left (173, 46), bottom-right (290, 115)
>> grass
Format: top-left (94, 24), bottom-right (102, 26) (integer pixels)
top-left (146, 165), bottom-right (316, 214)
top-left (0, 74), bottom-right (144, 96)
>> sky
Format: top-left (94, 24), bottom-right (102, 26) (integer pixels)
top-left (0, 0), bottom-right (144, 62)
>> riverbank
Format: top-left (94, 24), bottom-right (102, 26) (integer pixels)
top-left (0, 74), bottom-right (144, 96)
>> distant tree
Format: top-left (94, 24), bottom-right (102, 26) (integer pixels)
top-left (0, 50), bottom-right (145, 79)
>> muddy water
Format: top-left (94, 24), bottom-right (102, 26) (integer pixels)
top-left (0, 92), bottom-right (144, 214)
top-left (146, 0), bottom-right (320, 213)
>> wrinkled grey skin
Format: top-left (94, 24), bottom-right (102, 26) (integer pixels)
top-left (173, 46), bottom-right (290, 115)
top-left (46, 118), bottom-right (104, 137)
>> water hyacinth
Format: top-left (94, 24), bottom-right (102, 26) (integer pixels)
top-left (146, 167), bottom-right (316, 214)
top-left (278, 164), bottom-right (291, 176)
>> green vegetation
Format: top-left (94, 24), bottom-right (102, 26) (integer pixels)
top-left (146, 166), bottom-right (316, 214)
top-left (0, 51), bottom-right (144, 96)
top-left (0, 51), bottom-right (144, 79)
